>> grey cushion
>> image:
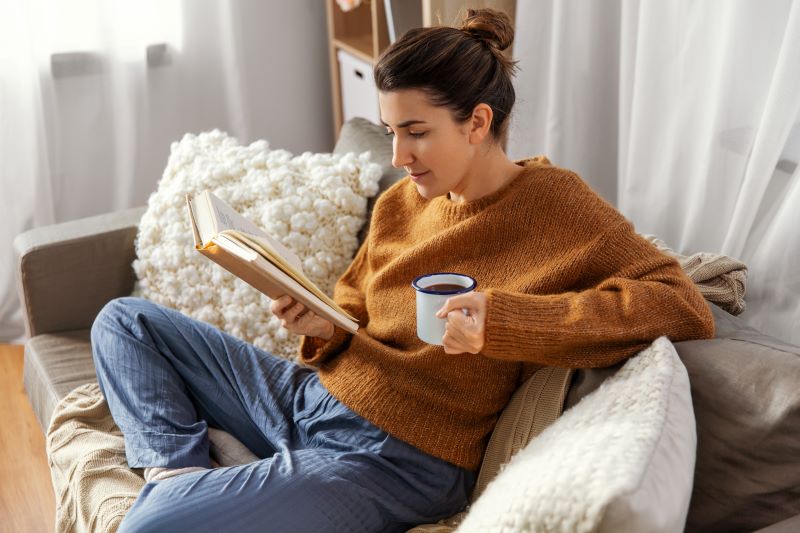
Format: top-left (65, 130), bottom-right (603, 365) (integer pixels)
top-left (678, 307), bottom-right (800, 532)
top-left (207, 428), bottom-right (260, 466)
top-left (24, 329), bottom-right (95, 432)
top-left (333, 117), bottom-right (406, 244)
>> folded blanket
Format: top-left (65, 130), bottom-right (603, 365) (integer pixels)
top-left (644, 235), bottom-right (748, 316)
top-left (47, 383), bottom-right (144, 533)
top-left (47, 383), bottom-right (258, 533)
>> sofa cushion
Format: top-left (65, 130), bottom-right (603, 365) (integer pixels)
top-left (456, 337), bottom-right (697, 533)
top-left (333, 117), bottom-right (407, 244)
top-left (23, 329), bottom-right (94, 432)
top-left (678, 307), bottom-right (800, 532)
top-left (333, 117), bottom-right (406, 195)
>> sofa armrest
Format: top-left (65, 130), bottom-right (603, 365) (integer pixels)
top-left (13, 206), bottom-right (146, 337)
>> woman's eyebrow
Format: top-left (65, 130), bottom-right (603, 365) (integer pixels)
top-left (380, 119), bottom-right (427, 128)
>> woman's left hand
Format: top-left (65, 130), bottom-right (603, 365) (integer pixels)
top-left (435, 291), bottom-right (488, 354)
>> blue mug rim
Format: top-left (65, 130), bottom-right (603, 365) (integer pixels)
top-left (411, 272), bottom-right (477, 295)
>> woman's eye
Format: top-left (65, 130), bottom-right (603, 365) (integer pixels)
top-left (384, 130), bottom-right (425, 138)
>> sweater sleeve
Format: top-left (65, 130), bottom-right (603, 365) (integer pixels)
top-left (481, 221), bottom-right (715, 368)
top-left (299, 236), bottom-right (371, 368)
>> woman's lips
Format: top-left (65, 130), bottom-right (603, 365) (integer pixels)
top-left (410, 171), bottom-right (429, 182)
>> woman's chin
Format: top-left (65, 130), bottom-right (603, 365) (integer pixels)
top-left (413, 184), bottom-right (447, 201)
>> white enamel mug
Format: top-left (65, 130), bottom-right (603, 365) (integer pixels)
top-left (411, 272), bottom-right (477, 345)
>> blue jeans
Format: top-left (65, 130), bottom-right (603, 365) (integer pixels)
top-left (91, 297), bottom-right (475, 533)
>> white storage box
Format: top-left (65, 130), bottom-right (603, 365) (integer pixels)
top-left (337, 49), bottom-right (380, 125)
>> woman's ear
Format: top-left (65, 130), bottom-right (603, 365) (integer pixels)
top-left (468, 103), bottom-right (494, 145)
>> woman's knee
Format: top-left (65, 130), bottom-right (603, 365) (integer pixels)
top-left (92, 297), bottom-right (154, 333)
top-left (90, 297), bottom-right (161, 361)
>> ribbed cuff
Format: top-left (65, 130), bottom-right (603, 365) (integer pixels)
top-left (481, 288), bottom-right (578, 363)
top-left (299, 326), bottom-right (352, 367)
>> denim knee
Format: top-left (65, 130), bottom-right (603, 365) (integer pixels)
top-left (90, 297), bottom-right (159, 367)
top-left (92, 297), bottom-right (139, 342)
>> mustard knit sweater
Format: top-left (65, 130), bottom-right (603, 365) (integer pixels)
top-left (300, 157), bottom-right (714, 471)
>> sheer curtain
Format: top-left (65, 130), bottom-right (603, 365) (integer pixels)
top-left (0, 0), bottom-right (331, 342)
top-left (509, 0), bottom-right (800, 345)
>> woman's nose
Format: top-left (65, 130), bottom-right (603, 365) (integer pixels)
top-left (391, 138), bottom-right (413, 169)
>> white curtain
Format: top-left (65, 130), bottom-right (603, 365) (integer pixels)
top-left (509, 0), bottom-right (800, 345)
top-left (0, 0), bottom-right (331, 342)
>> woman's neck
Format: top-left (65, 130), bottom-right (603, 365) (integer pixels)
top-left (448, 147), bottom-right (523, 204)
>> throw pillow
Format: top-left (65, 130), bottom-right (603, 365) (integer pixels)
top-left (456, 337), bottom-right (697, 533)
top-left (677, 304), bottom-right (800, 532)
top-left (132, 130), bottom-right (381, 361)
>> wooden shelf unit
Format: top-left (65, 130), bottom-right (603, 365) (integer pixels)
top-left (326, 0), bottom-right (516, 139)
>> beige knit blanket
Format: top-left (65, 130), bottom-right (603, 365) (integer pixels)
top-left (644, 235), bottom-right (748, 315)
top-left (47, 383), bottom-right (145, 533)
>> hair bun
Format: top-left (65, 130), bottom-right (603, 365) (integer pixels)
top-left (460, 8), bottom-right (514, 52)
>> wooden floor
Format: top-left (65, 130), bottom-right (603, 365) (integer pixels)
top-left (0, 344), bottom-right (54, 533)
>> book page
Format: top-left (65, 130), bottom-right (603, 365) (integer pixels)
top-left (204, 191), bottom-right (303, 273)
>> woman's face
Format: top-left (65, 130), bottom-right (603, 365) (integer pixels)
top-left (378, 89), bottom-right (475, 200)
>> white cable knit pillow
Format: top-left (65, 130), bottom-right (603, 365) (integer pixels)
top-left (456, 336), bottom-right (697, 533)
top-left (131, 130), bottom-right (381, 361)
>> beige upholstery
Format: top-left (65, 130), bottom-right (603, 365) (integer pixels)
top-left (14, 206), bottom-right (145, 338)
top-left (24, 330), bottom-right (94, 432)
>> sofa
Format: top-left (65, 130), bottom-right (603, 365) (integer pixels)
top-left (14, 118), bottom-right (800, 532)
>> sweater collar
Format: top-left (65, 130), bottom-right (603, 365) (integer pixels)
top-left (428, 157), bottom-right (541, 219)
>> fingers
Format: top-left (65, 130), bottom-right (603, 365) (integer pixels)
top-left (440, 297), bottom-right (486, 354)
top-left (271, 296), bottom-right (308, 327)
top-left (435, 291), bottom-right (486, 319)
top-left (269, 295), bottom-right (293, 316)
top-left (285, 302), bottom-right (307, 322)
top-left (442, 319), bottom-right (476, 354)
top-left (295, 309), bottom-right (315, 326)
top-left (270, 295), bottom-right (330, 338)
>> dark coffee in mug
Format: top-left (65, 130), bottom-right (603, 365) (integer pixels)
top-left (425, 283), bottom-right (467, 293)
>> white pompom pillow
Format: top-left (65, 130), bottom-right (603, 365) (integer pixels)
top-left (131, 130), bottom-right (381, 361)
top-left (456, 336), bottom-right (697, 533)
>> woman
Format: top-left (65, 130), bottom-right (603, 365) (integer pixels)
top-left (92, 9), bottom-right (714, 533)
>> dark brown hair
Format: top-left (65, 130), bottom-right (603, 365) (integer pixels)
top-left (374, 8), bottom-right (518, 142)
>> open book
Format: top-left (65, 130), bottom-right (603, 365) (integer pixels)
top-left (186, 190), bottom-right (359, 334)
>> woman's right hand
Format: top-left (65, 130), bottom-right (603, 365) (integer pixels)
top-left (270, 295), bottom-right (335, 340)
